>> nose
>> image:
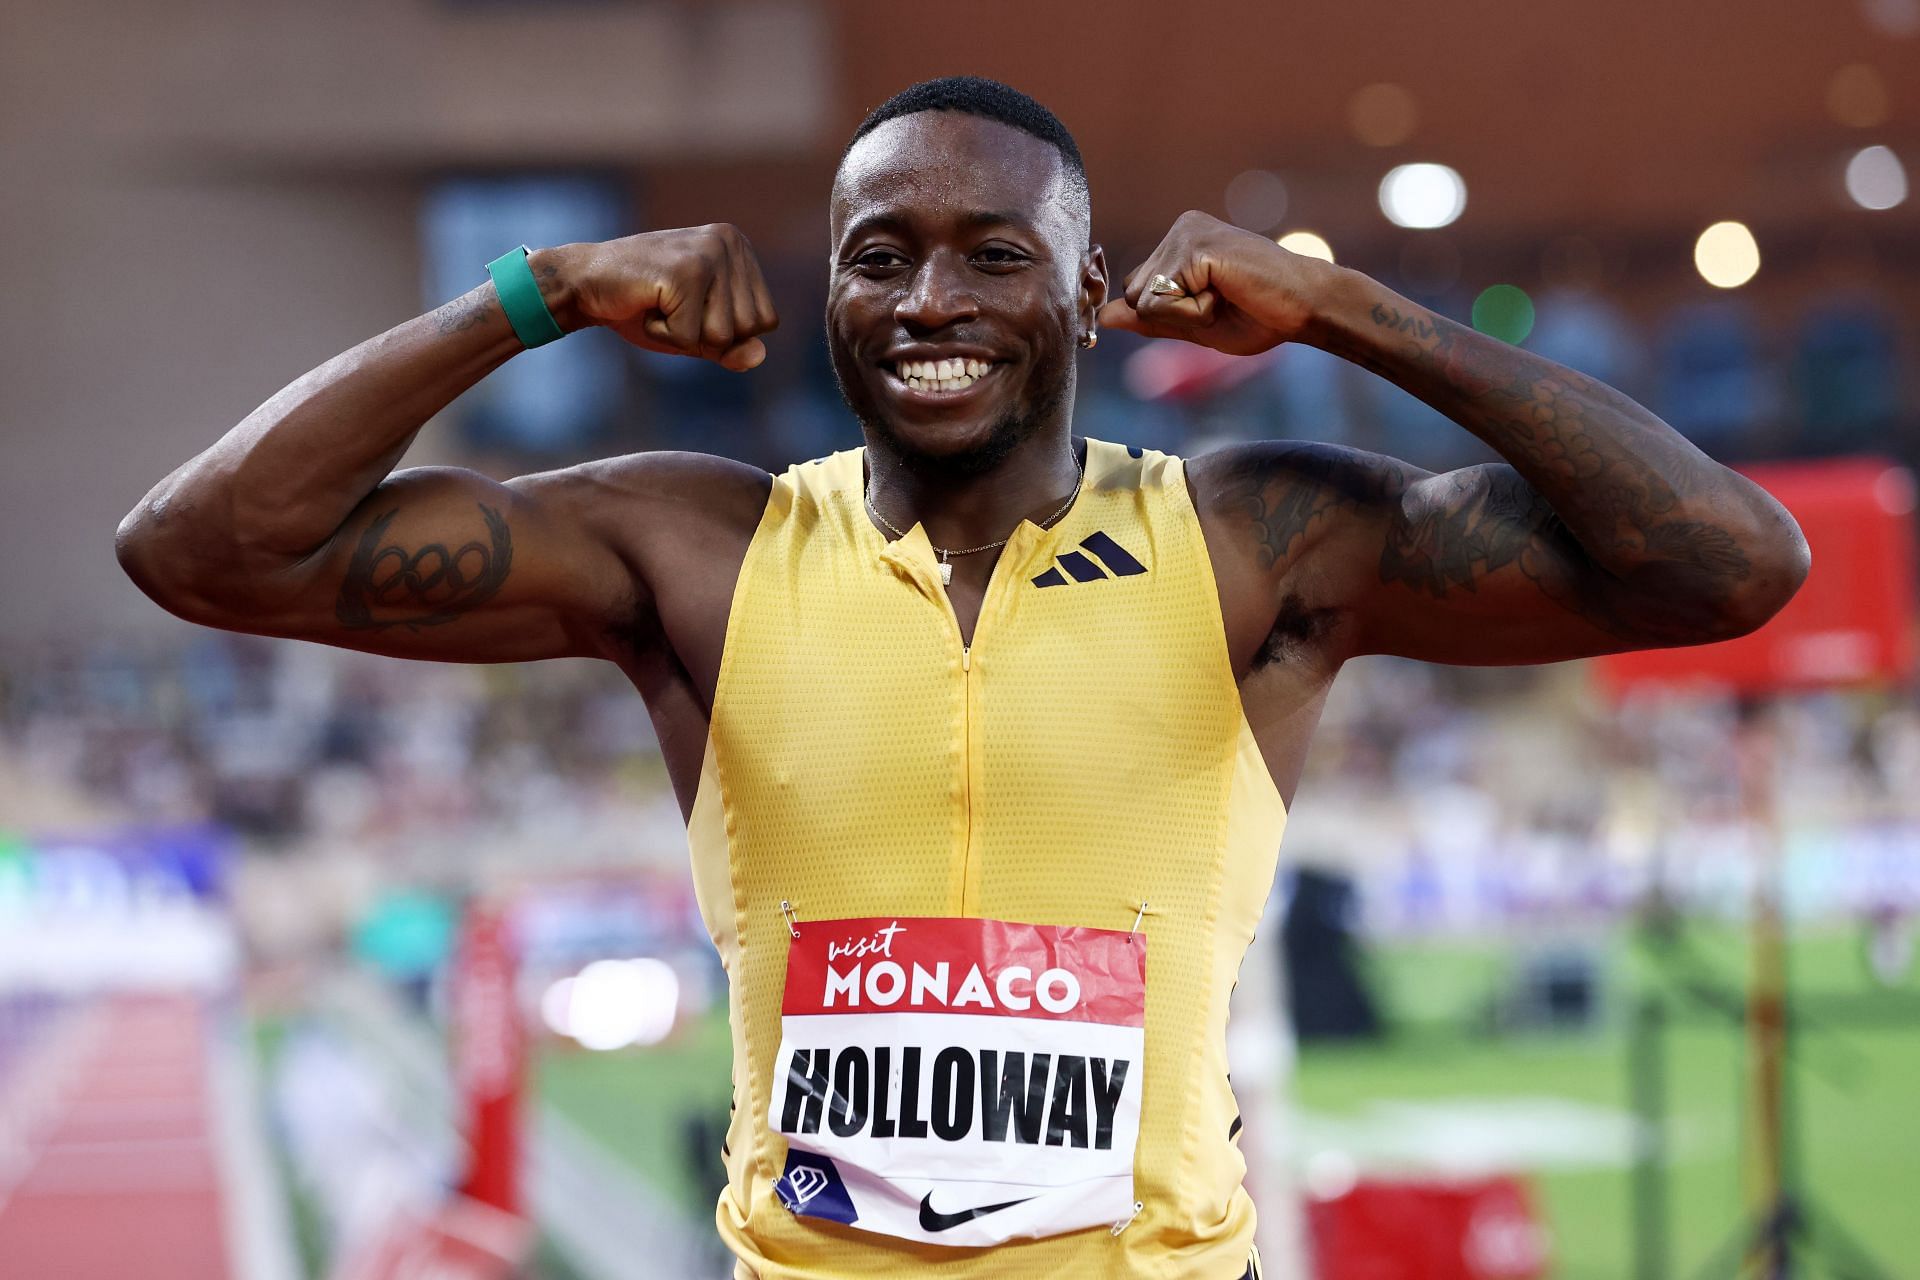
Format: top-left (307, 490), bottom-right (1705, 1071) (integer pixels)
top-left (894, 251), bottom-right (979, 333)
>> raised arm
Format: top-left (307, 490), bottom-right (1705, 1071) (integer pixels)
top-left (116, 225), bottom-right (778, 663)
top-left (1101, 212), bottom-right (1810, 665)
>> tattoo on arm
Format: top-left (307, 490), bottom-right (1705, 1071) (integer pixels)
top-left (335, 503), bottom-right (514, 630)
top-left (1215, 438), bottom-right (1762, 654)
top-left (429, 289), bottom-right (495, 335)
top-left (1219, 445), bottom-right (1411, 570)
top-left (1380, 465), bottom-right (1753, 643)
top-left (1381, 467), bottom-right (1574, 599)
top-left (1354, 302), bottom-right (1756, 614)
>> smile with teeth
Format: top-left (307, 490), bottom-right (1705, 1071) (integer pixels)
top-left (892, 357), bottom-right (993, 393)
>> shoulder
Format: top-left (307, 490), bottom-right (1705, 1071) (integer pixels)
top-left (505, 451), bottom-right (774, 590)
top-left (509, 449), bottom-right (771, 513)
top-left (510, 450), bottom-right (771, 537)
top-left (1185, 440), bottom-right (1423, 574)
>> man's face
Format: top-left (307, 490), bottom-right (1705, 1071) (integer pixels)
top-left (827, 112), bottom-right (1103, 472)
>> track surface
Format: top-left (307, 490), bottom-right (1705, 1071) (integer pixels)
top-left (0, 994), bottom-right (232, 1279)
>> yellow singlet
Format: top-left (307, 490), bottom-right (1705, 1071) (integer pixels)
top-left (687, 438), bottom-right (1287, 1278)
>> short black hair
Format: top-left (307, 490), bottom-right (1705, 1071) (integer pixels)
top-left (844, 76), bottom-right (1089, 213)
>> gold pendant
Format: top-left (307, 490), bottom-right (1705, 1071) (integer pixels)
top-left (938, 560), bottom-right (953, 586)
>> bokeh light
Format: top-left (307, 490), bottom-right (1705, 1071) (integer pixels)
top-left (1379, 163), bottom-right (1466, 229)
top-left (1276, 230), bottom-right (1335, 262)
top-left (1845, 146), bottom-right (1909, 211)
top-left (1471, 284), bottom-right (1536, 344)
top-left (1876, 466), bottom-right (1917, 517)
top-left (1693, 220), bottom-right (1761, 288)
top-left (1860, 0), bottom-right (1920, 37)
top-left (1304, 1148), bottom-right (1361, 1201)
top-left (1224, 169), bottom-right (1290, 232)
top-left (1347, 82), bottom-right (1419, 147)
top-left (1826, 64), bottom-right (1890, 128)
top-left (543, 957), bottom-right (680, 1051)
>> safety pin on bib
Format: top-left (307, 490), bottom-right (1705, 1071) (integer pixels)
top-left (1129, 901), bottom-right (1151, 938)
top-left (779, 899), bottom-right (801, 938)
top-left (1111, 1199), bottom-right (1145, 1236)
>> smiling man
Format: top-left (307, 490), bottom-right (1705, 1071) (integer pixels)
top-left (118, 77), bottom-right (1807, 1278)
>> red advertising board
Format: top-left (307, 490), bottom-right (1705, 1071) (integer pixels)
top-left (1306, 1176), bottom-right (1550, 1280)
top-left (451, 903), bottom-right (526, 1218)
top-left (1594, 458), bottom-right (1916, 696)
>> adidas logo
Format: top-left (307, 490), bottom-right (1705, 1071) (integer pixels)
top-left (1031, 531), bottom-right (1148, 588)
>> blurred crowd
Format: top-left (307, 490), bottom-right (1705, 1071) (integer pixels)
top-left (6, 627), bottom-right (1917, 937)
top-left (0, 635), bottom-right (683, 869)
top-left (1298, 659), bottom-right (1920, 932)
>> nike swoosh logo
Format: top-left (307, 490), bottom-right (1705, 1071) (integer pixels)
top-left (917, 1191), bottom-right (1034, 1233)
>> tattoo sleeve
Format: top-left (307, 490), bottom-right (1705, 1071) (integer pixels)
top-left (1300, 275), bottom-right (1803, 642)
top-left (1377, 464), bottom-right (1749, 643)
top-left (1217, 444), bottom-right (1410, 570)
top-left (334, 503), bottom-right (514, 629)
top-left (1379, 466), bottom-right (1559, 598)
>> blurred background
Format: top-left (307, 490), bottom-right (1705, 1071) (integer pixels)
top-left (4, 2), bottom-right (1919, 1277)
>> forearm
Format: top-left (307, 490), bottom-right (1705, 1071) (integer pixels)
top-left (1302, 268), bottom-right (1808, 629)
top-left (118, 247), bottom-right (582, 577)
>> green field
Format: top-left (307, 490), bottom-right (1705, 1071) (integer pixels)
top-left (538, 923), bottom-right (1920, 1277)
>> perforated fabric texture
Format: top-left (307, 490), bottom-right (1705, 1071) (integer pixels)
top-left (693, 439), bottom-right (1288, 1278)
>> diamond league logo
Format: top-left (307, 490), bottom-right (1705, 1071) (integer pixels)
top-left (775, 1150), bottom-right (859, 1225)
top-left (786, 1164), bottom-right (829, 1208)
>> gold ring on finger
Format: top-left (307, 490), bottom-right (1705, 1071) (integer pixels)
top-left (1147, 273), bottom-right (1185, 297)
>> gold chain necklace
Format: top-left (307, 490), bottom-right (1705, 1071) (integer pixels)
top-left (865, 451), bottom-right (1085, 586)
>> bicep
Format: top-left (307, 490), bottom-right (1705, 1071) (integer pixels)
top-left (221, 465), bottom-right (633, 663)
top-left (1344, 465), bottom-right (1649, 665)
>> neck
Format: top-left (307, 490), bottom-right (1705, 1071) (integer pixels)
top-left (863, 424), bottom-right (1082, 553)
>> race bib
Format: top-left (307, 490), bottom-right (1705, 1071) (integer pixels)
top-left (768, 916), bottom-right (1146, 1247)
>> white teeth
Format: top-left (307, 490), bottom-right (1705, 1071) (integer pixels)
top-left (893, 358), bottom-right (991, 391)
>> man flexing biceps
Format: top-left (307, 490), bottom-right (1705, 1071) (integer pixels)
top-left (117, 225), bottom-right (781, 810)
top-left (118, 77), bottom-right (1806, 1279)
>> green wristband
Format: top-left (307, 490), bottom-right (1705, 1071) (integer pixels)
top-left (486, 245), bottom-right (566, 349)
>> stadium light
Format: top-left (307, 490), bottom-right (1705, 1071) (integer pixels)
top-left (1277, 230), bottom-right (1336, 263)
top-left (1845, 145), bottom-right (1908, 211)
top-left (1693, 221), bottom-right (1760, 289)
top-left (1379, 163), bottom-right (1466, 229)
top-left (544, 957), bottom-right (681, 1051)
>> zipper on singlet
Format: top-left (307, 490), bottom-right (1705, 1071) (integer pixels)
top-left (934, 564), bottom-right (1014, 915)
top-left (960, 639), bottom-right (975, 911)
top-left (949, 615), bottom-right (983, 915)
top-left (920, 503), bottom-right (1061, 911)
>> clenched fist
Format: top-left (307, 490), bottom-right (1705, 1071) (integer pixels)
top-left (547, 224), bottom-right (779, 372)
top-left (1096, 210), bottom-right (1335, 356)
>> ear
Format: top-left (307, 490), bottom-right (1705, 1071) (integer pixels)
top-left (1080, 244), bottom-right (1109, 336)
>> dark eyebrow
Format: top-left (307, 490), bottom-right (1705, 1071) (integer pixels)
top-left (838, 207), bottom-right (1037, 250)
top-left (840, 211), bottom-right (909, 248)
